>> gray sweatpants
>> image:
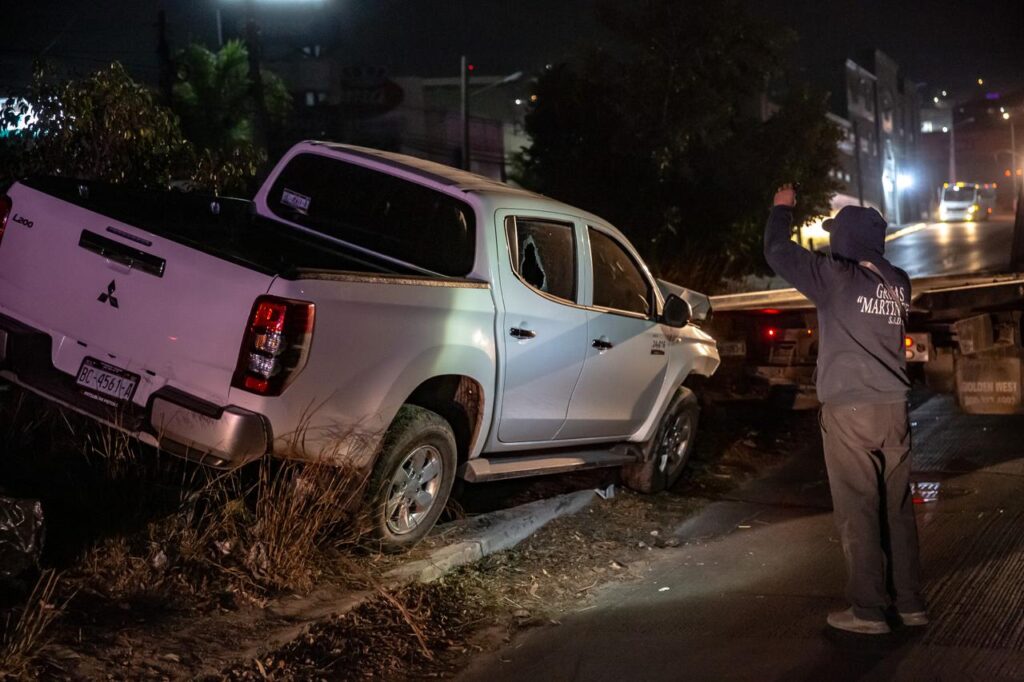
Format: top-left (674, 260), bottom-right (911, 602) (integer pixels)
top-left (820, 402), bottom-right (925, 621)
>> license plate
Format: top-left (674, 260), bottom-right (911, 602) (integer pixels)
top-left (718, 340), bottom-right (747, 357)
top-left (75, 357), bottom-right (139, 404)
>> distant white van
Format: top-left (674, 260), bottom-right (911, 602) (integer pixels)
top-left (939, 182), bottom-right (981, 222)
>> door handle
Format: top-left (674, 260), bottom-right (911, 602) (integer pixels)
top-left (592, 338), bottom-right (613, 350)
top-left (510, 327), bottom-right (537, 339)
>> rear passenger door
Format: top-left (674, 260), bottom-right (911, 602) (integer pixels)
top-left (495, 213), bottom-right (589, 443)
top-left (559, 226), bottom-right (668, 440)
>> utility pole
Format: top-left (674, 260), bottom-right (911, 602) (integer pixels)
top-left (852, 120), bottom-right (865, 206)
top-left (244, 5), bottom-right (269, 152)
top-left (1011, 116), bottom-right (1018, 194)
top-left (893, 152), bottom-right (902, 225)
top-left (948, 123), bottom-right (956, 181)
top-left (460, 55), bottom-right (470, 171)
top-left (1008, 113), bottom-right (1024, 270)
top-left (156, 10), bottom-right (174, 106)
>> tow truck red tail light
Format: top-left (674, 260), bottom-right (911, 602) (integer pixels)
top-left (904, 331), bottom-right (931, 363)
top-left (232, 296), bottom-right (315, 396)
top-left (0, 195), bottom-right (12, 247)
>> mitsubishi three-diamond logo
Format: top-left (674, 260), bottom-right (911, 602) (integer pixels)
top-left (97, 280), bottom-right (119, 308)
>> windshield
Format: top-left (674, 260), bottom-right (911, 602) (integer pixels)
top-left (942, 187), bottom-right (977, 203)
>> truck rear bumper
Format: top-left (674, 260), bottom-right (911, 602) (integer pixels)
top-left (0, 314), bottom-right (270, 468)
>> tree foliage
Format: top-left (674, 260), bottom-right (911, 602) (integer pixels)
top-left (172, 40), bottom-right (291, 154)
top-left (0, 62), bottom-right (263, 195)
top-left (514, 0), bottom-right (842, 292)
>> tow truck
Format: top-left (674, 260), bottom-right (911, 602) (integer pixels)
top-left (706, 196), bottom-right (1024, 414)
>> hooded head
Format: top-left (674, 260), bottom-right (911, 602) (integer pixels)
top-left (823, 205), bottom-right (888, 263)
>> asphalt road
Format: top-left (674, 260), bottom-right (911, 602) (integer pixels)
top-left (459, 395), bottom-right (1024, 681)
top-left (884, 215), bottom-right (1015, 279)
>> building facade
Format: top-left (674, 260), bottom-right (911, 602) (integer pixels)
top-left (263, 46), bottom-right (529, 181)
top-left (831, 52), bottom-right (923, 224)
top-left (918, 88), bottom-right (1024, 211)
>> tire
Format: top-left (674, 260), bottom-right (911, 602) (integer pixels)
top-left (367, 405), bottom-right (457, 552)
top-left (621, 388), bottom-right (700, 494)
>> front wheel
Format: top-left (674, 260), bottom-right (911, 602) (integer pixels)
top-left (621, 388), bottom-right (700, 494)
top-left (367, 405), bottom-right (457, 552)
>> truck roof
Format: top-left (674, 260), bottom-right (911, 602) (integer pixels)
top-left (305, 141), bottom-right (614, 227)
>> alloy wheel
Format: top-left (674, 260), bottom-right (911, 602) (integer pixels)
top-left (385, 444), bottom-right (444, 535)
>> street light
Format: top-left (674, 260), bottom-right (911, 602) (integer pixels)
top-left (217, 0), bottom-right (325, 46)
top-left (217, 0), bottom-right (326, 150)
top-left (1005, 111), bottom-right (1020, 194)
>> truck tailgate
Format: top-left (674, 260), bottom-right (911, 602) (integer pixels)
top-left (0, 183), bottom-right (274, 406)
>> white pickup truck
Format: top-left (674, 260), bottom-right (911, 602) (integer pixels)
top-left (0, 142), bottom-right (719, 548)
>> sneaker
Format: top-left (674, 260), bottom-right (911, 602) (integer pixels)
top-left (899, 611), bottom-right (930, 626)
top-left (827, 608), bottom-right (891, 635)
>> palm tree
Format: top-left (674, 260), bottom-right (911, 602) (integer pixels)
top-left (172, 40), bottom-right (290, 153)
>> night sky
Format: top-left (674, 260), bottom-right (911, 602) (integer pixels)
top-left (1, 0), bottom-right (1021, 101)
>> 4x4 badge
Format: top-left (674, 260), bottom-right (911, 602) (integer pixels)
top-left (98, 280), bottom-right (119, 308)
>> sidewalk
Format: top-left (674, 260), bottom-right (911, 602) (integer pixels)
top-left (459, 395), bottom-right (1024, 681)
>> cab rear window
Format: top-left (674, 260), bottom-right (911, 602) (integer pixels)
top-left (267, 153), bottom-right (476, 276)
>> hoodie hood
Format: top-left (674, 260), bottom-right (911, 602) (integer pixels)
top-left (824, 206), bottom-right (887, 264)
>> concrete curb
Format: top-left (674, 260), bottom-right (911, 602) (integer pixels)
top-left (385, 488), bottom-right (598, 584)
top-left (228, 489), bottom-right (598, 670)
top-left (885, 221), bottom-right (929, 242)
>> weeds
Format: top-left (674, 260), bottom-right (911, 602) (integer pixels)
top-left (72, 455), bottom-right (369, 604)
top-left (81, 416), bottom-right (138, 477)
top-left (0, 389), bottom-right (67, 456)
top-left (243, 458), bottom-right (366, 592)
top-left (0, 383), bottom-right (377, 677)
top-left (222, 578), bottom-right (487, 681)
top-left (0, 570), bottom-right (65, 677)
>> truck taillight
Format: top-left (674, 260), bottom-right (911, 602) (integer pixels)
top-left (0, 195), bottom-right (11, 247)
top-left (904, 331), bottom-right (930, 363)
top-left (232, 296), bottom-right (315, 396)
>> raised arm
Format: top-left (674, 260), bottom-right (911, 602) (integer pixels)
top-left (763, 185), bottom-right (837, 302)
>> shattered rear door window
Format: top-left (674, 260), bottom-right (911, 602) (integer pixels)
top-left (505, 217), bottom-right (577, 303)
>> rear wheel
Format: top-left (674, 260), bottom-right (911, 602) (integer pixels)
top-left (621, 388), bottom-right (700, 494)
top-left (367, 405), bottom-right (457, 551)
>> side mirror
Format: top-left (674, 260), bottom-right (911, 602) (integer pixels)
top-left (661, 294), bottom-right (691, 328)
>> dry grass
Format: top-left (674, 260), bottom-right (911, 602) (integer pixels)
top-left (0, 384), bottom-right (380, 677)
top-left (0, 570), bottom-right (65, 677)
top-left (221, 579), bottom-right (488, 681)
top-left (0, 390), bottom-right (373, 601)
top-left (225, 457), bottom-right (368, 593)
top-left (81, 417), bottom-right (138, 476)
top-left (73, 455), bottom-right (370, 603)
top-left (0, 389), bottom-right (66, 454)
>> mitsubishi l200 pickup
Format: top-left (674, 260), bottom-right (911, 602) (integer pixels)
top-left (0, 142), bottom-right (719, 548)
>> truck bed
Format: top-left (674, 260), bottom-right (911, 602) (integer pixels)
top-left (21, 176), bottom-right (425, 280)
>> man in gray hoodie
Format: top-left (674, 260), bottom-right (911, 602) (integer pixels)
top-left (764, 184), bottom-right (927, 634)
